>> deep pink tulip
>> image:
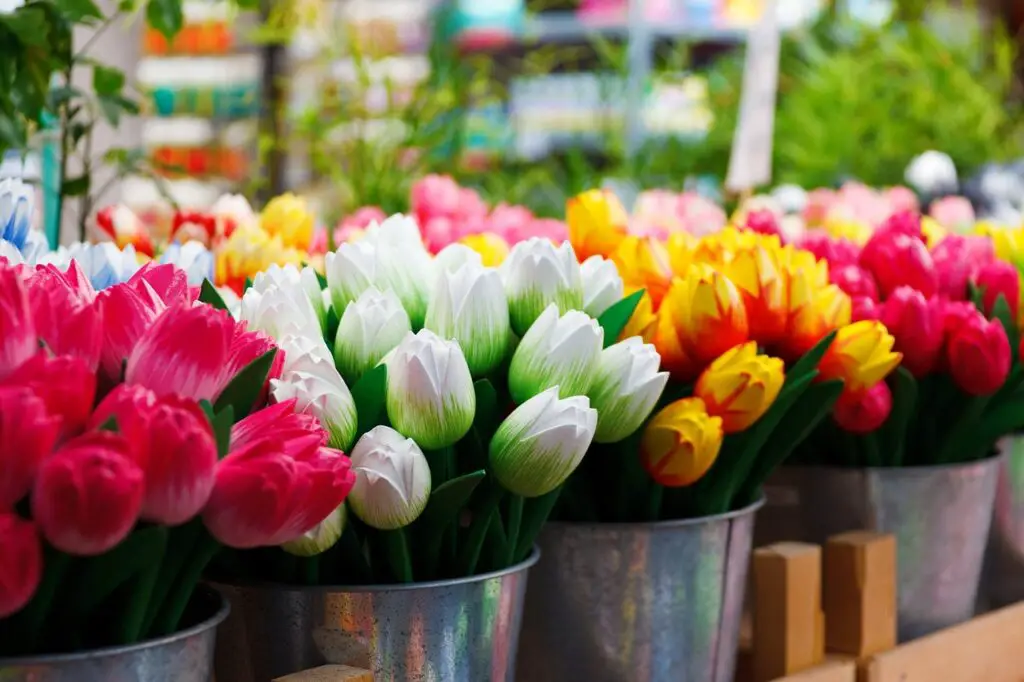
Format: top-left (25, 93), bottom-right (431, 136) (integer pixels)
top-left (95, 278), bottom-right (167, 382)
top-left (743, 209), bottom-right (783, 240)
top-left (930, 234), bottom-right (995, 300)
top-left (880, 287), bottom-right (944, 377)
top-left (830, 264), bottom-right (880, 302)
top-left (411, 174), bottom-right (464, 225)
top-left (0, 513), bottom-right (42, 618)
top-left (860, 231), bottom-right (938, 299)
top-left (834, 382), bottom-right (893, 434)
top-left (0, 387), bottom-right (60, 508)
top-left (230, 399), bottom-right (325, 452)
top-left (7, 354), bottom-right (96, 440)
top-left (876, 209), bottom-right (923, 239)
top-left (973, 260), bottom-right (1021, 320)
top-left (25, 279), bottom-right (103, 371)
top-left (130, 262), bottom-right (191, 308)
top-left (798, 232), bottom-right (860, 267)
top-left (851, 296), bottom-right (880, 322)
top-left (886, 188), bottom-right (920, 216)
top-left (947, 313), bottom-right (1011, 396)
top-left (0, 265), bottom-right (36, 380)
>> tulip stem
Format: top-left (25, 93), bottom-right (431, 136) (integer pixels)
top-left (384, 529), bottom-right (413, 583)
top-left (152, 531), bottom-right (222, 636)
top-left (505, 495), bottom-right (523, 566)
top-left (457, 478), bottom-right (505, 575)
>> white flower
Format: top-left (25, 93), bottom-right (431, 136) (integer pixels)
top-left (281, 505), bottom-right (346, 557)
top-left (348, 425), bottom-right (431, 530)
top-left (386, 329), bottom-right (476, 449)
top-left (271, 367), bottom-right (358, 451)
top-left (361, 213), bottom-right (423, 249)
top-left (0, 178), bottom-right (33, 251)
top-left (67, 242), bottom-right (140, 290)
top-left (508, 304), bottom-right (603, 404)
top-left (0, 239), bottom-right (24, 264)
top-left (160, 241), bottom-right (214, 286)
top-left (580, 255), bottom-right (624, 319)
top-left (211, 193), bottom-right (257, 230)
top-left (325, 240), bottom-right (378, 317)
top-left (434, 243), bottom-right (483, 277)
top-left (218, 286), bottom-right (242, 318)
top-left (500, 238), bottom-right (584, 336)
top-left (334, 287), bottom-right (411, 383)
top-left (425, 262), bottom-right (510, 377)
top-left (905, 151), bottom-right (958, 195)
top-left (277, 333), bottom-right (336, 376)
top-left (587, 337), bottom-right (668, 443)
top-left (240, 280), bottom-right (322, 342)
top-left (252, 263), bottom-right (326, 330)
top-left (489, 387), bottom-right (597, 497)
top-left (771, 184), bottom-right (808, 215)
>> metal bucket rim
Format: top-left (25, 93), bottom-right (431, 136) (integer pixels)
top-left (542, 494), bottom-right (765, 532)
top-left (0, 585), bottom-right (229, 666)
top-left (210, 547), bottom-right (541, 594)
top-left (783, 453), bottom-right (1002, 475)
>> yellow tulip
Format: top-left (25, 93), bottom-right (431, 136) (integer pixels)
top-left (653, 305), bottom-right (696, 381)
top-left (619, 290), bottom-right (657, 344)
top-left (783, 283), bottom-right (851, 360)
top-left (640, 397), bottom-right (723, 487)
top-left (260, 193), bottom-right (315, 250)
top-left (818, 321), bottom-right (902, 394)
top-left (567, 189), bottom-right (628, 261)
top-left (666, 231), bottom-right (696, 274)
top-left (920, 217), bottom-right (947, 249)
top-left (694, 342), bottom-right (785, 433)
top-left (611, 236), bottom-right (673, 307)
top-left (459, 232), bottom-right (510, 267)
top-left (215, 225), bottom-right (303, 294)
top-left (824, 217), bottom-right (871, 245)
top-left (724, 243), bottom-right (788, 345)
top-left (664, 266), bottom-right (749, 367)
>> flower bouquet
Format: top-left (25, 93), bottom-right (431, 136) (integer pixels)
top-left (204, 215), bottom-right (655, 682)
top-left (0, 257), bottom-right (354, 681)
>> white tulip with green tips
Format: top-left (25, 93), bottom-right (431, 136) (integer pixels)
top-left (426, 261), bottom-right (510, 377)
top-left (434, 242), bottom-right (483, 277)
top-left (580, 255), bottom-right (624, 319)
top-left (348, 426), bottom-right (431, 530)
top-left (489, 387), bottom-right (597, 497)
top-left (281, 504), bottom-right (346, 557)
top-left (271, 365), bottom-right (358, 451)
top-left (334, 287), bottom-right (411, 384)
top-left (386, 329), bottom-right (476, 449)
top-left (500, 238), bottom-right (584, 336)
top-left (240, 279), bottom-right (322, 342)
top-left (587, 337), bottom-right (669, 443)
top-left (508, 304), bottom-right (603, 404)
top-left (251, 262), bottom-right (326, 332)
top-left (325, 240), bottom-right (378, 317)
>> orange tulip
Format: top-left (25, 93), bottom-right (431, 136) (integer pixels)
top-left (664, 267), bottom-right (749, 367)
top-left (611, 236), bottom-right (674, 308)
top-left (567, 189), bottom-right (628, 261)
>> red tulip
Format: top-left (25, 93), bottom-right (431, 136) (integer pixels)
top-left (830, 264), bottom-right (879, 301)
top-left (91, 385), bottom-right (218, 525)
top-left (32, 431), bottom-right (144, 556)
top-left (744, 209), bottom-right (783, 240)
top-left (798, 232), bottom-right (859, 267)
top-left (0, 513), bottom-right (42, 618)
top-left (95, 278), bottom-right (167, 382)
top-left (851, 296), bottom-right (880, 322)
top-left (0, 387), bottom-right (60, 509)
top-left (7, 354), bottom-right (96, 439)
top-left (880, 287), bottom-right (945, 377)
top-left (860, 231), bottom-right (938, 299)
top-left (947, 313), bottom-right (1011, 395)
top-left (973, 260), bottom-right (1021, 320)
top-left (0, 265), bottom-right (36, 380)
top-left (833, 382), bottom-right (893, 434)
top-left (931, 235), bottom-right (996, 300)
top-left (129, 262), bottom-right (191, 308)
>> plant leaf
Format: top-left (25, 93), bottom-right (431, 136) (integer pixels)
top-left (596, 289), bottom-right (645, 348)
top-left (350, 364), bottom-right (387, 437)
top-left (199, 279), bottom-right (228, 310)
top-left (213, 349), bottom-right (276, 421)
top-left (145, 0), bottom-right (183, 40)
top-left (787, 329), bottom-right (837, 381)
top-left (881, 368), bottom-right (917, 466)
top-left (92, 64), bottom-right (125, 96)
top-left (73, 527), bottom-right (169, 616)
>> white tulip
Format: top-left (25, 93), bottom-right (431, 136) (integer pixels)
top-left (334, 287), bottom-right (411, 384)
top-left (434, 243), bottom-right (482, 276)
top-left (252, 263), bottom-right (327, 330)
top-left (501, 238), bottom-right (584, 336)
top-left (425, 261), bottom-right (510, 377)
top-left (905, 151), bottom-right (958, 195)
top-left (277, 333), bottom-right (337, 376)
top-left (386, 329), bottom-right (476, 449)
top-left (361, 213), bottom-right (424, 249)
top-left (348, 425), bottom-right (431, 530)
top-left (271, 367), bottom-right (358, 451)
top-left (325, 240), bottom-right (378, 318)
top-left (580, 255), bottom-right (624, 319)
top-left (240, 282), bottom-right (321, 342)
top-left (67, 242), bottom-right (140, 290)
top-left (211, 193), bottom-right (257, 230)
top-left (159, 241), bottom-right (214, 286)
top-left (281, 504), bottom-right (346, 557)
top-left (508, 304), bottom-right (603, 404)
top-left (587, 337), bottom-right (668, 443)
top-left (771, 184), bottom-right (808, 215)
top-left (489, 387), bottom-right (597, 497)
top-left (0, 239), bottom-right (24, 264)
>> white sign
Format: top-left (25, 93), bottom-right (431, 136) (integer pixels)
top-left (725, 0), bottom-right (781, 193)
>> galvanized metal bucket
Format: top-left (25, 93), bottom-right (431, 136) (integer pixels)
top-left (213, 550), bottom-right (539, 682)
top-left (762, 460), bottom-right (999, 641)
top-left (516, 499), bottom-right (763, 682)
top-left (0, 586), bottom-right (228, 682)
top-left (983, 435), bottom-right (1024, 608)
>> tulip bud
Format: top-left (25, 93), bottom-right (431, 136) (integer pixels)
top-left (508, 304), bottom-right (604, 403)
top-left (947, 313), bottom-right (1011, 396)
top-left (580, 255), bottom-right (625, 319)
top-left (0, 387), bottom-right (60, 509)
top-left (725, 245), bottom-right (788, 344)
top-left (325, 240), bottom-right (379, 318)
top-left (833, 382), bottom-right (892, 434)
top-left (251, 263), bottom-right (327, 331)
top-left (32, 432), bottom-right (144, 556)
top-left (879, 287), bottom-right (944, 377)
top-left (278, 332), bottom-right (335, 376)
top-left (0, 265), bottom-right (36, 380)
top-left (851, 296), bottom-right (880, 322)
top-left (830, 264), bottom-right (879, 302)
top-left (501, 238), bottom-right (584, 336)
top-left (783, 282), bottom-right (851, 360)
top-left (587, 338), bottom-right (668, 443)
top-left (9, 354), bottom-right (97, 440)
top-left (621, 291), bottom-right (658, 344)
top-left (334, 287), bottom-right (411, 384)
top-left (272, 368), bottom-right (358, 452)
top-left (0, 513), bottom-right (42, 618)
top-left (818, 321), bottom-right (902, 394)
top-left (426, 261), bottom-right (511, 377)
top-left (68, 242), bottom-right (142, 290)
top-left (974, 260), bottom-right (1021, 320)
top-left (930, 234), bottom-right (995, 301)
top-left (434, 243), bottom-right (483, 275)
top-left (664, 266), bottom-right (749, 367)
top-left (347, 426), bottom-right (431, 530)
top-left (640, 397), bottom-right (723, 487)
top-left (240, 278), bottom-right (322, 342)
top-left (798, 232), bottom-right (859, 267)
top-left (860, 231), bottom-right (938, 299)
top-left (281, 504), bottom-right (346, 557)
top-left (489, 387), bottom-right (597, 497)
top-left (386, 330), bottom-right (476, 449)
top-left (654, 306), bottom-right (697, 380)
top-left (695, 342), bottom-right (785, 433)
top-left (611, 236), bottom-right (673, 308)
top-left (567, 188), bottom-right (629, 261)
top-left (260, 193), bottom-right (314, 249)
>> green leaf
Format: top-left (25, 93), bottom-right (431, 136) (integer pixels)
top-left (596, 289), bottom-right (645, 348)
top-left (145, 0), bottom-right (183, 40)
top-left (350, 364), bottom-right (387, 437)
top-left (787, 329), bottom-right (837, 381)
top-left (92, 64), bottom-right (125, 96)
top-left (514, 485), bottom-right (562, 562)
top-left (55, 0), bottom-right (103, 23)
top-left (199, 279), bottom-right (228, 310)
top-left (61, 174), bottom-right (90, 197)
top-left (456, 476), bottom-right (505, 576)
top-left (315, 270), bottom-right (328, 289)
top-left (201, 402), bottom-right (234, 459)
top-left (989, 293), bottom-right (1019, 358)
top-left (416, 470), bottom-right (486, 577)
top-left (213, 349), bottom-right (276, 420)
top-left (97, 415), bottom-right (119, 432)
top-left (384, 529), bottom-right (413, 583)
top-left (244, 276), bottom-right (254, 293)
top-left (0, 7), bottom-right (50, 47)
top-left (73, 527), bottom-right (169, 616)
top-left (881, 368), bottom-right (917, 467)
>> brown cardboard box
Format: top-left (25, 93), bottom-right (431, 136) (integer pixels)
top-left (273, 665), bottom-right (374, 682)
top-left (752, 543), bottom-right (825, 682)
top-left (822, 532), bottom-right (896, 658)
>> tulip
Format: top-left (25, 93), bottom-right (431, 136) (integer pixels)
top-left (260, 193), bottom-right (315, 249)
top-left (216, 224), bottom-right (303, 296)
top-left (160, 241), bottom-right (215, 286)
top-left (798, 232), bottom-right (859, 267)
top-left (580, 255), bottom-right (624, 319)
top-left (567, 189), bottom-right (629, 261)
top-left (725, 244), bottom-right (788, 344)
top-left (90, 385), bottom-right (219, 525)
top-left (170, 210), bottom-right (217, 246)
top-left (434, 243), bottom-right (483, 275)
top-left (325, 239), bottom-right (432, 328)
top-left (361, 214), bottom-right (424, 249)
top-left (654, 306), bottom-right (696, 380)
top-left (851, 296), bottom-right (880, 322)
top-left (92, 204), bottom-right (154, 256)
top-left (818, 321), bottom-right (902, 394)
top-left (859, 231), bottom-right (938, 299)
top-left (386, 330), bottom-right (476, 449)
top-left (0, 264), bottom-right (36, 379)
top-left (587, 338), bottom-right (669, 443)
top-left (500, 238), bottom-right (584, 336)
top-left (611, 236), bottom-right (673, 308)
top-left (931, 196), bottom-right (976, 230)
top-left (621, 291), bottom-right (658, 344)
top-left (32, 431), bottom-right (144, 555)
top-left (129, 262), bottom-right (192, 308)
top-left (0, 178), bottom-right (33, 251)
top-left (278, 332), bottom-right (336, 377)
top-left (743, 209), bottom-right (783, 240)
top-left (930, 234), bottom-right (995, 300)
top-left (426, 261), bottom-right (511, 377)
top-left (905, 150), bottom-right (958, 196)
top-left (947, 313), bottom-right (1011, 396)
top-left (0, 513), bottom-right (41, 618)
top-left (271, 367), bottom-right (358, 452)
top-left (334, 287), bottom-right (411, 383)
top-left (346, 425), bottom-right (431, 529)
top-left (67, 242), bottom-right (142, 290)
top-left (664, 267), bottom-right (749, 367)
top-left (694, 342), bottom-right (785, 433)
top-left (879, 287), bottom-right (944, 377)
top-left (251, 263), bottom-right (326, 331)
top-left (974, 260), bottom-right (1021, 320)
top-left (489, 387), bottom-right (597, 497)
top-left (240, 276), bottom-right (322, 342)
top-left (640, 397), bottom-right (723, 487)
top-left (833, 382), bottom-right (892, 434)
top-left (26, 274), bottom-right (103, 372)
top-left (830, 264), bottom-right (879, 302)
top-left (0, 387), bottom-right (60, 509)
top-left (282, 504), bottom-right (346, 557)
top-left (95, 277), bottom-right (167, 381)
top-left (783, 282), bottom-right (851, 360)
top-left (8, 354), bottom-right (97, 439)
top-left (508, 305), bottom-right (603, 403)
top-left (459, 232), bottom-right (510, 267)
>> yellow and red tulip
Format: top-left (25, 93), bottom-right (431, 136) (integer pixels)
top-left (817, 320), bottom-right (902, 395)
top-left (640, 397), bottom-right (723, 487)
top-left (694, 342), bottom-right (785, 433)
top-left (724, 244), bottom-right (788, 345)
top-left (653, 306), bottom-right (696, 381)
top-left (566, 189), bottom-right (629, 261)
top-left (663, 266), bottom-right (749, 367)
top-left (783, 283), bottom-right (851, 360)
top-left (611, 235), bottom-right (673, 308)
top-left (620, 290), bottom-right (658, 344)
top-left (259, 193), bottom-right (315, 251)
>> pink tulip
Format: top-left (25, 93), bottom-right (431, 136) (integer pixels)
top-left (803, 188), bottom-right (837, 226)
top-left (7, 354), bottom-right (96, 440)
top-left (515, 218), bottom-right (568, 244)
top-left (860, 231), bottom-right (937, 299)
top-left (880, 287), bottom-right (944, 377)
top-left (95, 279), bottom-right (167, 382)
top-left (851, 296), bottom-right (880, 322)
top-left (743, 209), bottom-right (783, 241)
top-left (0, 265), bottom-right (36, 380)
top-left (455, 188), bottom-right (488, 224)
top-left (333, 206), bottom-right (388, 246)
top-left (0, 387), bottom-right (60, 508)
top-left (947, 313), bottom-right (1011, 396)
top-left (930, 196), bottom-right (975, 229)
top-left (931, 234), bottom-right (995, 300)
top-left (486, 203), bottom-right (535, 241)
top-left (830, 264), bottom-right (879, 301)
top-left (411, 174), bottom-right (464, 225)
top-left (798, 232), bottom-right (860, 267)
top-left (886, 186), bottom-right (920, 215)
top-left (422, 216), bottom-right (458, 253)
top-left (227, 321), bottom-right (282, 408)
top-left (130, 262), bottom-right (191, 308)
top-left (91, 385), bottom-right (218, 525)
top-left (25, 276), bottom-right (103, 371)
top-left (230, 399), bottom-right (324, 452)
top-left (834, 382), bottom-right (893, 434)
top-left (973, 260), bottom-right (1021, 320)
top-left (26, 262), bottom-right (96, 307)
top-left (32, 431), bottom-right (144, 556)
top-left (0, 513), bottom-right (42, 618)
